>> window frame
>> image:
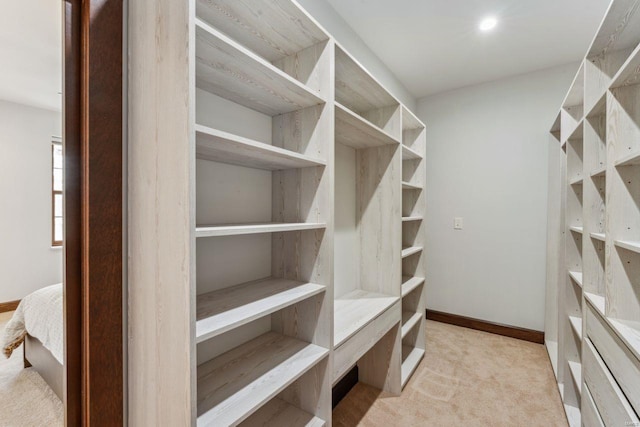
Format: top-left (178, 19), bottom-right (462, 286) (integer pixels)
top-left (52, 138), bottom-right (63, 247)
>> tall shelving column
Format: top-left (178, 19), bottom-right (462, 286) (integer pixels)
top-left (545, 2), bottom-right (640, 425)
top-left (545, 112), bottom-right (564, 380)
top-left (332, 43), bottom-right (403, 395)
top-left (607, 42), bottom-right (640, 369)
top-left (562, 66), bottom-right (585, 426)
top-left (583, 94), bottom-right (607, 318)
top-left (191, 1), bottom-right (333, 425)
top-left (584, 2), bottom-right (640, 425)
top-left (400, 107), bottom-right (426, 387)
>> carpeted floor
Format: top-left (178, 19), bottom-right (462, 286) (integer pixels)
top-left (333, 320), bottom-right (567, 427)
top-left (0, 314), bottom-right (566, 426)
top-left (0, 311), bottom-right (63, 426)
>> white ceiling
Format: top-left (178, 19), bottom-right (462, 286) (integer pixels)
top-left (0, 1), bottom-right (62, 111)
top-left (326, 0), bottom-right (611, 98)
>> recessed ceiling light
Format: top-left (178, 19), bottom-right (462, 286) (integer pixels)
top-left (479, 17), bottom-right (498, 32)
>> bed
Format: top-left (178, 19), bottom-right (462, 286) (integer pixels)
top-left (1, 283), bottom-right (63, 400)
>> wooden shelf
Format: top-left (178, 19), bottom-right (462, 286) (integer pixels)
top-left (590, 166), bottom-right (606, 178)
top-left (196, 278), bottom-right (326, 342)
top-left (239, 398), bottom-right (325, 427)
top-left (402, 246), bottom-right (423, 259)
top-left (195, 19), bottom-right (325, 116)
top-left (401, 345), bottom-right (425, 387)
top-left (196, 222), bottom-right (326, 238)
top-left (586, 93), bottom-right (607, 118)
top-left (197, 332), bottom-right (328, 426)
top-left (196, 125), bottom-right (325, 170)
top-left (335, 102), bottom-right (400, 149)
top-left (402, 145), bottom-right (422, 160)
top-left (334, 290), bottom-right (399, 347)
top-left (614, 239), bottom-right (640, 254)
top-left (615, 150), bottom-right (640, 167)
top-left (401, 276), bottom-right (425, 298)
top-left (569, 226), bottom-right (584, 234)
top-left (569, 176), bottom-right (584, 186)
top-left (590, 232), bottom-right (606, 242)
top-left (335, 44), bottom-right (398, 114)
top-left (567, 119), bottom-right (584, 141)
top-left (401, 311), bottom-right (422, 338)
top-left (402, 216), bottom-right (423, 223)
top-left (568, 361), bottom-right (582, 395)
top-left (402, 106), bottom-right (425, 131)
top-left (402, 181), bottom-right (422, 191)
top-left (608, 318), bottom-right (640, 364)
top-left (569, 271), bottom-right (583, 288)
top-left (610, 41), bottom-right (640, 89)
top-left (569, 316), bottom-right (583, 340)
top-left (195, 0), bottom-right (329, 63)
top-left (585, 292), bottom-right (605, 316)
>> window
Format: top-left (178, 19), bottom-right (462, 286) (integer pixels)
top-left (52, 140), bottom-right (63, 246)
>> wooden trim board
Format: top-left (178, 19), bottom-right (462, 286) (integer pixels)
top-left (0, 300), bottom-right (20, 313)
top-left (426, 310), bottom-right (545, 344)
top-left (65, 0), bottom-right (124, 423)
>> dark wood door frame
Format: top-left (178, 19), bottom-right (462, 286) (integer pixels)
top-left (64, 0), bottom-right (124, 424)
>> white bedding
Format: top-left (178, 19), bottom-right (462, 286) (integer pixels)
top-left (1, 283), bottom-right (63, 364)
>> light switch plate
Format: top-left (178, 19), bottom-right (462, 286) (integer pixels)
top-left (454, 217), bottom-right (463, 230)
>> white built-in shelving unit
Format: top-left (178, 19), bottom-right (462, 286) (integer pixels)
top-left (127, 0), bottom-right (431, 425)
top-left (193, 2), bottom-right (333, 425)
top-left (332, 41), bottom-right (426, 394)
top-left (545, 1), bottom-right (640, 425)
top-left (400, 106), bottom-right (427, 387)
top-left (128, 0), bottom-right (429, 422)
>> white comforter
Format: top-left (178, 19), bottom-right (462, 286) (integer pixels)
top-left (1, 283), bottom-right (63, 364)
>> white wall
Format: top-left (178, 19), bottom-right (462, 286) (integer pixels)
top-left (417, 64), bottom-right (578, 331)
top-left (0, 100), bottom-right (62, 302)
top-left (297, 0), bottom-right (416, 110)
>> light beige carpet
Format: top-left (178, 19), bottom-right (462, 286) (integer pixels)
top-left (333, 320), bottom-right (567, 427)
top-left (0, 311), bottom-right (63, 426)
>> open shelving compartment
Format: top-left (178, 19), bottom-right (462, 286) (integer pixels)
top-left (399, 106), bottom-right (427, 387)
top-left (563, 114), bottom-right (584, 425)
top-left (192, 1), bottom-right (334, 424)
top-left (564, 263), bottom-right (583, 424)
top-left (584, 0), bottom-right (640, 114)
top-left (607, 69), bottom-right (640, 361)
top-left (567, 123), bottom-right (584, 250)
top-left (583, 94), bottom-right (607, 312)
top-left (333, 42), bottom-right (404, 395)
top-left (561, 64), bottom-right (585, 147)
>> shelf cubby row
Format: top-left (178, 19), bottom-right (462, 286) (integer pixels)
top-left (399, 105), bottom-right (427, 389)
